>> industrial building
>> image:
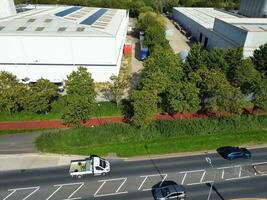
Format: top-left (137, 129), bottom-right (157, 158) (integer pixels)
top-left (173, 7), bottom-right (267, 57)
top-left (0, 5), bottom-right (128, 83)
top-left (239, 0), bottom-right (267, 18)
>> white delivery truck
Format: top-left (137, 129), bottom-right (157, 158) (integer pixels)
top-left (69, 155), bottom-right (110, 178)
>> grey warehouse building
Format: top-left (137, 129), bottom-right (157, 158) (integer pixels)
top-left (172, 7), bottom-right (267, 57)
top-left (239, 0), bottom-right (267, 18)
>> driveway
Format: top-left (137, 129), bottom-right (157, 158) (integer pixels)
top-left (164, 16), bottom-right (191, 54)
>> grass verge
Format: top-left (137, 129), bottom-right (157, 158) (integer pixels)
top-left (35, 115), bottom-right (267, 157)
top-left (0, 101), bottom-right (122, 122)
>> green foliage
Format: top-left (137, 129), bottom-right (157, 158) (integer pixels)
top-left (36, 115), bottom-right (267, 156)
top-left (252, 43), bottom-right (267, 79)
top-left (137, 11), bottom-right (165, 31)
top-left (184, 43), bottom-right (206, 75)
top-left (0, 71), bottom-right (26, 113)
top-left (205, 48), bottom-right (228, 73)
top-left (61, 67), bottom-right (96, 127)
top-left (252, 80), bottom-right (267, 111)
top-left (163, 82), bottom-right (200, 114)
top-left (192, 67), bottom-right (244, 114)
top-left (232, 59), bottom-right (261, 94)
top-left (23, 79), bottom-right (58, 114)
top-left (131, 89), bottom-right (158, 127)
top-left (144, 25), bottom-right (168, 49)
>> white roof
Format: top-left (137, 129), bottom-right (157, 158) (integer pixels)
top-left (174, 7), bottom-right (240, 29)
top-left (0, 5), bottom-right (127, 36)
top-left (174, 7), bottom-right (267, 32)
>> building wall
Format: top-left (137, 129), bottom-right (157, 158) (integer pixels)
top-left (239, 0), bottom-right (267, 18)
top-left (243, 32), bottom-right (267, 57)
top-left (0, 11), bottom-right (129, 83)
top-left (0, 0), bottom-right (16, 18)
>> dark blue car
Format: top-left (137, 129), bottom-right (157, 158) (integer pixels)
top-left (217, 146), bottom-right (252, 160)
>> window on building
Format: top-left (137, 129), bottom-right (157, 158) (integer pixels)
top-left (17, 27), bottom-right (26, 31)
top-left (199, 33), bottom-right (203, 42)
top-left (204, 37), bottom-right (209, 48)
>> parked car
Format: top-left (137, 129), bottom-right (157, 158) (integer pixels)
top-left (153, 181), bottom-right (186, 200)
top-left (217, 146), bottom-right (252, 160)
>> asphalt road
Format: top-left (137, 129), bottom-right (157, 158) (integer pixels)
top-left (0, 147), bottom-right (267, 200)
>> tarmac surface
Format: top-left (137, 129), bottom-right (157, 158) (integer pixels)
top-left (0, 147), bottom-right (267, 200)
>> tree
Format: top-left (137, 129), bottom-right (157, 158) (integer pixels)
top-left (251, 43), bottom-right (267, 78)
top-left (61, 67), bottom-right (96, 127)
top-left (192, 67), bottom-right (244, 114)
top-left (137, 11), bottom-right (165, 31)
top-left (252, 80), bottom-right (267, 112)
top-left (184, 43), bottom-right (206, 75)
top-left (23, 79), bottom-right (58, 114)
top-left (144, 25), bottom-right (168, 49)
top-left (232, 59), bottom-right (261, 95)
top-left (131, 89), bottom-right (158, 127)
top-left (0, 71), bottom-right (26, 113)
top-left (109, 74), bottom-right (128, 106)
top-left (205, 48), bottom-right (229, 73)
top-left (162, 81), bottom-right (200, 114)
top-left (224, 48), bottom-right (243, 82)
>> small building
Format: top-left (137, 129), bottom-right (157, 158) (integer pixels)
top-left (238, 0), bottom-right (267, 18)
top-left (0, 5), bottom-right (128, 83)
top-left (173, 7), bottom-right (267, 57)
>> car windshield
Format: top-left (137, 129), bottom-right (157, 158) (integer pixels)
top-left (99, 159), bottom-right (106, 168)
top-left (161, 187), bottom-right (170, 197)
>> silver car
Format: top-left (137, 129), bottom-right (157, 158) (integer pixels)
top-left (153, 181), bottom-right (186, 200)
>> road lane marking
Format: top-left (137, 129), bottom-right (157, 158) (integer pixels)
top-left (4, 186), bottom-right (39, 200)
top-left (138, 174), bottom-right (167, 191)
top-left (94, 177), bottom-right (128, 198)
top-left (180, 172), bottom-right (187, 185)
top-left (200, 170), bottom-right (206, 183)
top-left (252, 161), bottom-right (267, 165)
top-left (46, 182), bottom-right (83, 200)
top-left (221, 169), bottom-right (225, 179)
top-left (186, 181), bottom-right (212, 186)
top-left (179, 169), bottom-right (205, 173)
top-left (225, 176), bottom-right (250, 181)
top-left (238, 166), bottom-right (242, 178)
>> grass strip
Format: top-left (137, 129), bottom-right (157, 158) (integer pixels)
top-left (36, 130), bottom-right (267, 157)
top-left (35, 115), bottom-right (267, 157)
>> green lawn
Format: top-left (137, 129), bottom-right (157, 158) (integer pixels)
top-left (35, 115), bottom-right (267, 157)
top-left (0, 101), bottom-right (122, 122)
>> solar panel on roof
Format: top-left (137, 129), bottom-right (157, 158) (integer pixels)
top-left (55, 6), bottom-right (81, 17)
top-left (80, 8), bottom-right (108, 25)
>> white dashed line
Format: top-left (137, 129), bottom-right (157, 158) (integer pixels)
top-left (138, 174), bottom-right (167, 191)
top-left (46, 182), bottom-right (83, 200)
top-left (200, 170), bottom-right (206, 183)
top-left (186, 181), bottom-right (212, 186)
top-left (94, 177), bottom-right (128, 198)
top-left (180, 172), bottom-right (187, 185)
top-left (4, 186), bottom-right (39, 200)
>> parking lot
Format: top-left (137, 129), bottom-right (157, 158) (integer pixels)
top-left (1, 161), bottom-right (266, 200)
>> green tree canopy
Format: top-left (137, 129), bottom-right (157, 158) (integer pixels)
top-left (0, 71), bottom-right (26, 113)
top-left (251, 43), bottom-right (267, 79)
top-left (23, 78), bottom-right (58, 114)
top-left (62, 67), bottom-right (96, 127)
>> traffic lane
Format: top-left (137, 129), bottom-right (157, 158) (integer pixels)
top-left (187, 175), bottom-right (267, 200)
top-left (1, 147), bottom-right (266, 189)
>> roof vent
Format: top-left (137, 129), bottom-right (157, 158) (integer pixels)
top-left (44, 19), bottom-right (52, 23)
top-left (27, 18), bottom-right (36, 22)
top-left (36, 27), bottom-right (45, 31)
top-left (76, 27), bottom-right (85, 32)
top-left (17, 27), bottom-right (26, 31)
top-left (58, 27), bottom-right (67, 32)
